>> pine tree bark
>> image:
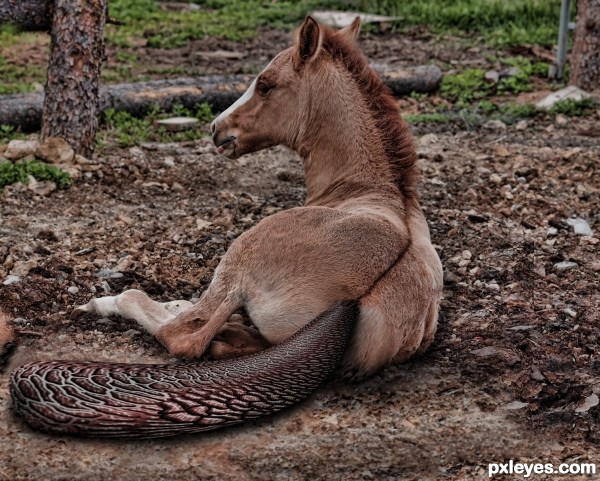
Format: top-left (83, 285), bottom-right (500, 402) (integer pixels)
top-left (41, 0), bottom-right (107, 157)
top-left (0, 0), bottom-right (52, 31)
top-left (570, 0), bottom-right (600, 90)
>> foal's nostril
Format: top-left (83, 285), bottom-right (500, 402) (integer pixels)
top-left (210, 121), bottom-right (216, 134)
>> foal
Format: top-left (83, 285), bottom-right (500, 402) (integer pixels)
top-left (11, 17), bottom-right (443, 438)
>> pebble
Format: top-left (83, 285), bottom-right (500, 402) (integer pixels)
top-left (547, 227), bottom-right (558, 236)
top-left (3, 275), bottom-right (21, 285)
top-left (575, 393), bottom-right (599, 413)
top-left (515, 120), bottom-right (528, 131)
top-left (483, 119), bottom-right (507, 131)
top-left (555, 114), bottom-right (569, 126)
top-left (67, 286), bottom-right (80, 295)
top-left (164, 156), bottom-right (175, 167)
top-left (553, 261), bottom-right (578, 271)
top-left (567, 217), bottom-right (593, 236)
top-left (95, 268), bottom-right (124, 279)
top-left (11, 259), bottom-right (38, 277)
top-left (155, 117), bottom-right (199, 132)
top-left (504, 401), bottom-right (528, 410)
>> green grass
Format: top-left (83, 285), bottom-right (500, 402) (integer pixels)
top-left (0, 160), bottom-right (72, 190)
top-left (0, 125), bottom-right (27, 143)
top-left (96, 102), bottom-right (214, 148)
top-left (0, 55), bottom-right (44, 95)
top-left (359, 0), bottom-right (569, 47)
top-left (106, 0), bottom-right (348, 48)
top-left (440, 58), bottom-right (549, 105)
top-left (549, 97), bottom-right (599, 117)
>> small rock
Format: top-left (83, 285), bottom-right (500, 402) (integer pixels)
top-left (419, 133), bottom-right (439, 147)
top-left (575, 393), bottom-right (599, 413)
top-left (504, 401), bottom-right (528, 410)
top-left (95, 268), bottom-right (124, 279)
top-left (567, 218), bottom-right (593, 236)
top-left (471, 346), bottom-right (520, 365)
top-left (35, 137), bottom-right (75, 164)
top-left (553, 261), bottom-right (578, 271)
top-left (515, 120), bottom-right (528, 131)
top-left (171, 182), bottom-right (185, 192)
top-left (4, 139), bottom-right (39, 160)
top-left (67, 286), bottom-right (80, 295)
top-left (11, 259), bottom-right (38, 277)
top-left (155, 117), bottom-right (200, 132)
top-left (495, 145), bottom-right (510, 157)
top-left (489, 173), bottom-right (502, 184)
top-left (322, 414), bottom-right (339, 425)
top-left (536, 85), bottom-right (591, 110)
top-left (164, 156), bottom-right (175, 167)
top-left (28, 178), bottom-right (57, 196)
top-left (484, 70), bottom-right (499, 84)
top-left (555, 114), bottom-right (569, 126)
top-left (547, 227), bottom-right (558, 237)
top-left (3, 275), bottom-right (21, 285)
top-left (483, 119), bottom-right (506, 131)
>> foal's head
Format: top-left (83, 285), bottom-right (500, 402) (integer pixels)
top-left (211, 16), bottom-right (417, 198)
top-left (211, 16), bottom-right (364, 159)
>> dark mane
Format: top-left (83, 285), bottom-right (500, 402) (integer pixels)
top-left (320, 27), bottom-right (419, 200)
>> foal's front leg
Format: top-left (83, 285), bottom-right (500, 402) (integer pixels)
top-left (72, 289), bottom-right (193, 335)
top-left (72, 285), bottom-right (248, 359)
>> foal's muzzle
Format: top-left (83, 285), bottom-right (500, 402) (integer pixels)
top-left (213, 132), bottom-right (236, 155)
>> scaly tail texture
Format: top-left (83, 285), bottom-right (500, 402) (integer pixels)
top-left (10, 301), bottom-right (358, 438)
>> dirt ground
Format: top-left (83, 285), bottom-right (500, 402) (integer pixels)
top-left (1, 29), bottom-right (599, 480)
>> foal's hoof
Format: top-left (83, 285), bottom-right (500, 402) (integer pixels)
top-left (71, 303), bottom-right (93, 319)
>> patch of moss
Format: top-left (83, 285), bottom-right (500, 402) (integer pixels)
top-left (549, 98), bottom-right (599, 117)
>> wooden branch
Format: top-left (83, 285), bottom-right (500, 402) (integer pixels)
top-left (0, 66), bottom-right (443, 133)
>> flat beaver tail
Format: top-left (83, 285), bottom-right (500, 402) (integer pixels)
top-left (10, 301), bottom-right (358, 438)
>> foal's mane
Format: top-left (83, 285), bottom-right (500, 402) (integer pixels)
top-left (319, 27), bottom-right (419, 200)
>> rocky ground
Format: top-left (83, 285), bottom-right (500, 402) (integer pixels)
top-left (1, 28), bottom-right (599, 481)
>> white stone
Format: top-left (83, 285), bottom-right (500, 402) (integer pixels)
top-left (4, 139), bottom-right (39, 160)
top-left (67, 286), bottom-right (80, 295)
top-left (553, 261), bottom-right (578, 271)
top-left (567, 218), bottom-right (593, 236)
top-left (575, 393), bottom-right (599, 413)
top-left (155, 117), bottom-right (200, 132)
top-left (3, 275), bottom-right (21, 285)
top-left (536, 85), bottom-right (592, 110)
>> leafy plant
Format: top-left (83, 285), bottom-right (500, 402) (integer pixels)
top-left (97, 102), bottom-right (215, 148)
top-left (549, 98), bottom-right (599, 117)
top-left (0, 160), bottom-right (72, 190)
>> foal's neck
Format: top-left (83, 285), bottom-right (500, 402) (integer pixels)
top-left (298, 83), bottom-right (399, 207)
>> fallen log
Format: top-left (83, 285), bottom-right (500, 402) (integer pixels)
top-left (0, 65), bottom-right (442, 132)
top-left (0, 0), bottom-right (52, 31)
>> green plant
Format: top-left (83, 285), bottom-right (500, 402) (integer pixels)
top-left (97, 102), bottom-right (215, 148)
top-left (440, 69), bottom-right (492, 105)
top-left (359, 0), bottom-right (568, 47)
top-left (0, 160), bottom-right (72, 190)
top-left (549, 98), bottom-right (599, 117)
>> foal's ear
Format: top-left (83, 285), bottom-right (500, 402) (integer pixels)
top-left (340, 16), bottom-right (361, 42)
top-left (296, 15), bottom-right (322, 64)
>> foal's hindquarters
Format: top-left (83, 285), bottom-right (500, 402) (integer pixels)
top-left (73, 195), bottom-right (441, 377)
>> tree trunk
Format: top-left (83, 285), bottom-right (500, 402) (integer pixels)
top-left (570, 0), bottom-right (600, 90)
top-left (0, 0), bottom-right (52, 31)
top-left (41, 0), bottom-right (106, 157)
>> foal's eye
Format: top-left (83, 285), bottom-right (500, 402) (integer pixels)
top-left (256, 80), bottom-right (274, 97)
